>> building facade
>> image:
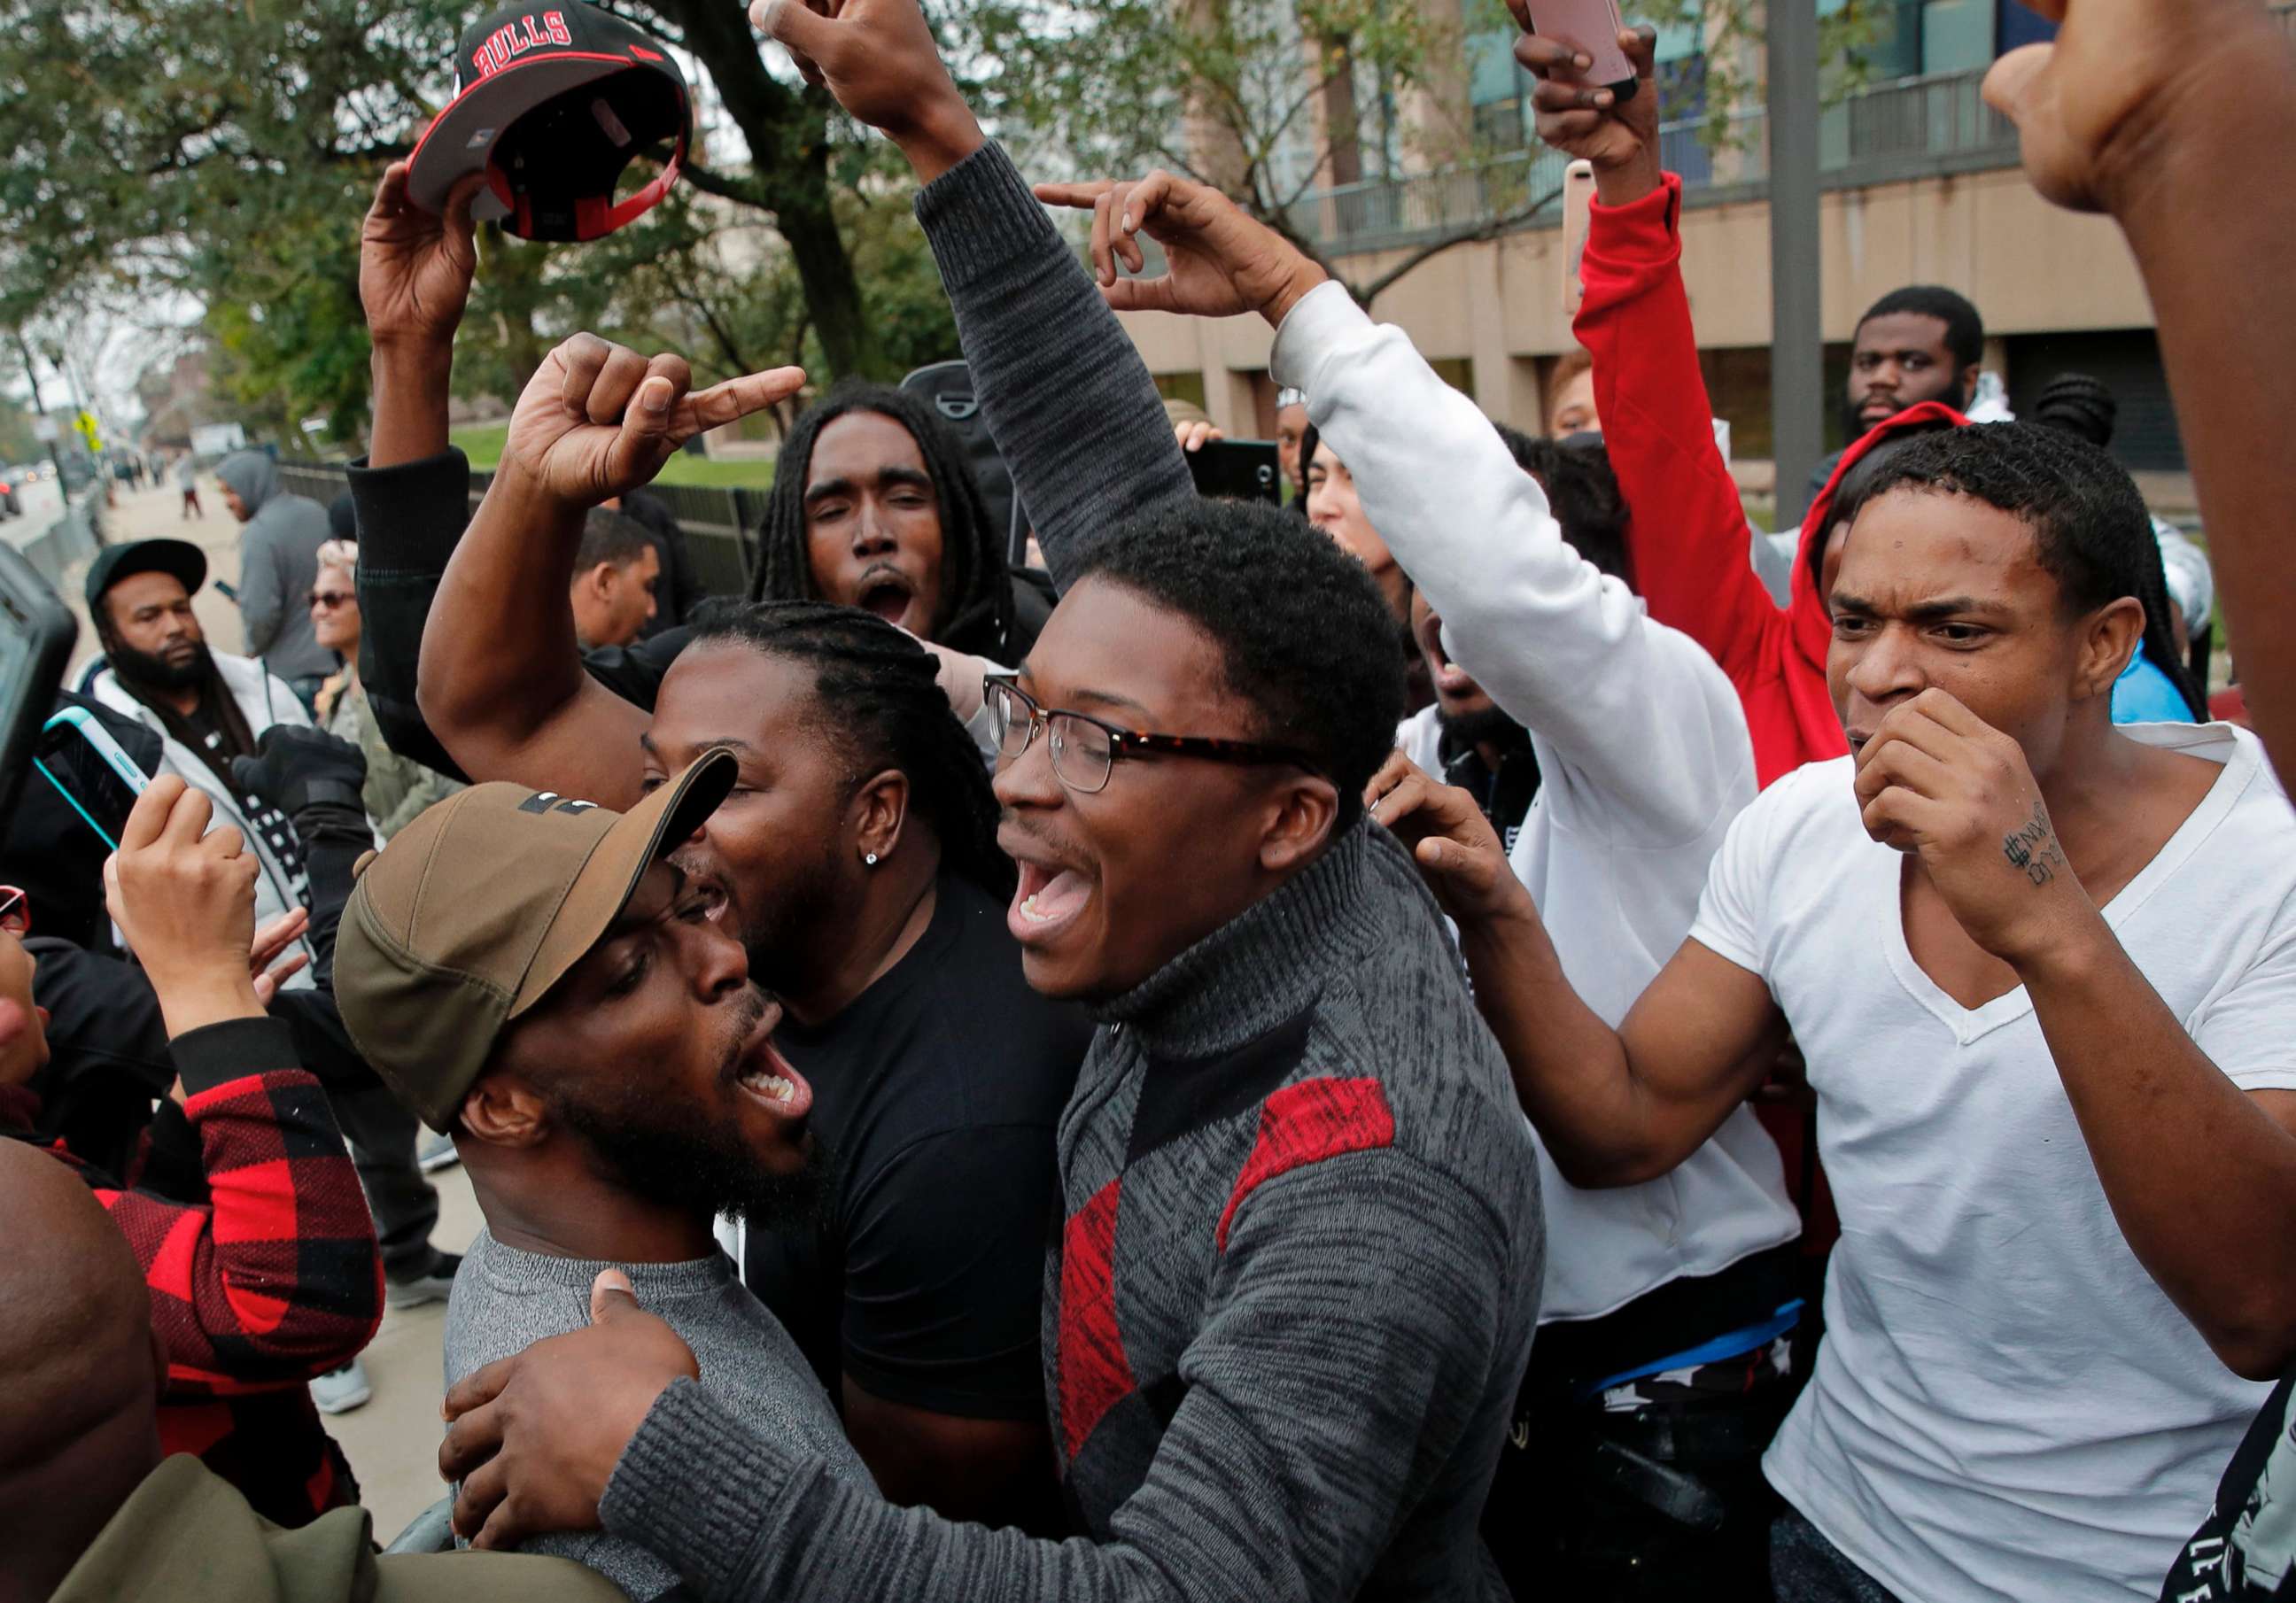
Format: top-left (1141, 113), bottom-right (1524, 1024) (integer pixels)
top-left (1113, 0), bottom-right (2269, 510)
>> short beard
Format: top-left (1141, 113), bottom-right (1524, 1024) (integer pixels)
top-left (544, 995), bottom-right (834, 1229)
top-left (107, 637), bottom-right (213, 695)
top-left (1438, 703), bottom-right (1524, 753)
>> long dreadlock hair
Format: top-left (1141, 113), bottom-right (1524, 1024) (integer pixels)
top-left (746, 382), bottom-right (1012, 656)
top-left (685, 597), bottom-right (1012, 896)
top-left (1859, 422), bottom-right (2207, 719)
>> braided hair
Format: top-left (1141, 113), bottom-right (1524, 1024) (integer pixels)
top-left (747, 383), bottom-right (1012, 657)
top-left (1859, 422), bottom-right (2206, 719)
top-left (2029, 373), bottom-right (2119, 449)
top-left (685, 598), bottom-right (1012, 895)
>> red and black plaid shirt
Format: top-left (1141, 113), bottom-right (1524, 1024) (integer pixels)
top-left (2, 1015), bottom-right (384, 1526)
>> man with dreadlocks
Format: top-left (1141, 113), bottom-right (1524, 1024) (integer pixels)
top-left (750, 379), bottom-right (1055, 662)
top-left (396, 324), bottom-right (1092, 1534)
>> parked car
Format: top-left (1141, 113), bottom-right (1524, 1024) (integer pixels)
top-left (0, 474), bottom-right (19, 519)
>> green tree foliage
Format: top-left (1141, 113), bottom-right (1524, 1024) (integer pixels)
top-left (0, 0), bottom-right (944, 449)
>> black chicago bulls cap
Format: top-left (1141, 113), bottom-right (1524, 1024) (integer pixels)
top-left (407, 2), bottom-right (689, 243)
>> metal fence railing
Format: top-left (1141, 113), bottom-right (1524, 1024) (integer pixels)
top-left (7, 485), bottom-right (105, 596)
top-left (275, 459), bottom-right (763, 603)
top-left (1287, 60), bottom-right (2024, 258)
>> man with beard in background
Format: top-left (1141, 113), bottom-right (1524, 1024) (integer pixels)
top-left (84, 539), bottom-right (321, 983)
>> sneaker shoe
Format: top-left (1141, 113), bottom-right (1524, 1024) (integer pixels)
top-left (310, 1359), bottom-right (371, 1415)
top-left (386, 1250), bottom-right (462, 1311)
top-left (416, 1130), bottom-right (460, 1173)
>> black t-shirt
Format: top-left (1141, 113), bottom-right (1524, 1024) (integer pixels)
top-left (743, 872), bottom-right (1092, 1421)
top-left (2162, 1364), bottom-right (2296, 1600)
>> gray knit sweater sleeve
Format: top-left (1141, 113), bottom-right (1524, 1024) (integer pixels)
top-left (600, 1151), bottom-right (1513, 1602)
top-left (912, 143), bottom-right (1195, 594)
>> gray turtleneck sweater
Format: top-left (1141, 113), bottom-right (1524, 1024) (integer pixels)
top-left (593, 148), bottom-right (1539, 1601)
top-left (602, 817), bottom-right (1543, 1600)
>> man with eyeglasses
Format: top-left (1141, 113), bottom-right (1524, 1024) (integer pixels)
top-left (432, 5), bottom-right (1540, 1595)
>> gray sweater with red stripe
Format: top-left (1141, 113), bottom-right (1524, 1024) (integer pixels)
top-left (593, 139), bottom-right (1544, 1601)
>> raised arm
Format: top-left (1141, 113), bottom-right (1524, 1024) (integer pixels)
top-left (750, 0), bottom-right (1193, 591)
top-left (417, 336), bottom-right (801, 806)
top-left (444, 1147), bottom-right (1519, 1602)
top-left (1985, 0), bottom-right (2296, 784)
top-left (1272, 267), bottom-right (1750, 843)
top-left (1522, 24), bottom-right (1790, 685)
top-left (353, 160), bottom-right (484, 775)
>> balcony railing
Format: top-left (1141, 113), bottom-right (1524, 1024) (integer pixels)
top-left (1284, 63), bottom-right (2023, 259)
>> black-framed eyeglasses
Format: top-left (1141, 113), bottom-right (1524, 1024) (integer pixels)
top-left (0, 886), bottom-right (29, 936)
top-left (983, 675), bottom-right (1319, 796)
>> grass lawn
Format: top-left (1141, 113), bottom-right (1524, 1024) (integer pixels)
top-left (449, 422), bottom-right (777, 489)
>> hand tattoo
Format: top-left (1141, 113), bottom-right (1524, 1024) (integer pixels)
top-left (2001, 802), bottom-right (2068, 887)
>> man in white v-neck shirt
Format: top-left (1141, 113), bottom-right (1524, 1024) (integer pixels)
top-left (1386, 419), bottom-right (2296, 1601)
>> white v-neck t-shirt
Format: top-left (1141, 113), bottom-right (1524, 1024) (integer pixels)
top-left (1689, 723), bottom-right (2296, 1601)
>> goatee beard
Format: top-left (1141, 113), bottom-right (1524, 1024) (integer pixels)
top-left (110, 639), bottom-right (213, 694)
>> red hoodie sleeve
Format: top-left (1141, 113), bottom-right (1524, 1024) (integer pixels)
top-left (95, 1017), bottom-right (383, 1395)
top-left (1575, 173), bottom-right (1788, 684)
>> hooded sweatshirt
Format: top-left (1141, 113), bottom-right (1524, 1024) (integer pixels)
top-left (1575, 174), bottom-right (1969, 788)
top-left (215, 453), bottom-right (337, 683)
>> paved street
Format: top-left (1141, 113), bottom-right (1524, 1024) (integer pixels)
top-left (84, 476), bottom-right (486, 1545)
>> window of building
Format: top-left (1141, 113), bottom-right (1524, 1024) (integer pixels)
top-left (1153, 372), bottom-right (1208, 411)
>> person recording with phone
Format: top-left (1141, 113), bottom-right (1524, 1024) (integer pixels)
top-left (0, 772), bottom-right (385, 1529)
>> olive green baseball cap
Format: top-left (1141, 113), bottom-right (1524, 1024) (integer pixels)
top-left (336, 750), bottom-right (736, 1131)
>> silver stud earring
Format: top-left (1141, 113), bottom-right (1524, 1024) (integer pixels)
top-left (864, 852), bottom-right (880, 867)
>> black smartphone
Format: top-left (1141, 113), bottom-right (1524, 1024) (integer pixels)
top-left (1187, 440), bottom-right (1284, 505)
top-left (213, 577), bottom-right (239, 601)
top-left (0, 544), bottom-right (78, 828)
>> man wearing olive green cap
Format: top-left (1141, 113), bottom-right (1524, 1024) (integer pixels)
top-left (335, 752), bottom-right (871, 1594)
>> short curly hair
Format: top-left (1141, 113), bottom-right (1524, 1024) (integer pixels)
top-left (1070, 499), bottom-right (1404, 831)
top-left (1858, 422), bottom-right (2204, 718)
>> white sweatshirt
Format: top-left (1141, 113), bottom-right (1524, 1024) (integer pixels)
top-left (1273, 282), bottom-right (1802, 1322)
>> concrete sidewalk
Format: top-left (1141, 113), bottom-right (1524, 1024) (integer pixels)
top-left (86, 478), bottom-right (486, 1542)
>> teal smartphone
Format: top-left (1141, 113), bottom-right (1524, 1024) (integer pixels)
top-left (35, 706), bottom-right (151, 851)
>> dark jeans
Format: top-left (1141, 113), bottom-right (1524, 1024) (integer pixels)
top-left (1483, 1245), bottom-right (1803, 1601)
top-left (1770, 1509), bottom-right (1903, 1603)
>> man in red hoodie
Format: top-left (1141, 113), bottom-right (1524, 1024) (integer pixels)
top-left (1542, 25), bottom-right (1967, 788)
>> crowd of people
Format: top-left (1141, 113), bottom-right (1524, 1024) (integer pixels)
top-left (11, 0), bottom-right (2296, 1599)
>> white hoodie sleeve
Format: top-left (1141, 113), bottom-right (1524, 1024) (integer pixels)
top-left (1270, 282), bottom-right (1753, 847)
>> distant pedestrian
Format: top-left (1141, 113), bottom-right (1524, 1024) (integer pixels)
top-left (174, 453), bottom-right (201, 520)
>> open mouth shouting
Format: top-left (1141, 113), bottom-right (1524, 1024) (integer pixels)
top-left (1004, 836), bottom-right (1096, 949)
top-left (726, 995), bottom-right (814, 1125)
top-left (1415, 609), bottom-right (1480, 701)
top-left (856, 566), bottom-right (919, 631)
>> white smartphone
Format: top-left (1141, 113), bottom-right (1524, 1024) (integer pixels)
top-left (1562, 159), bottom-right (1597, 312)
